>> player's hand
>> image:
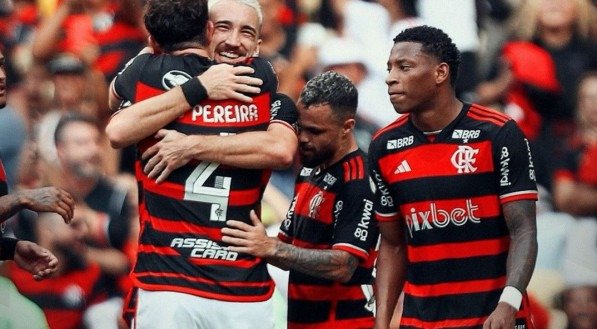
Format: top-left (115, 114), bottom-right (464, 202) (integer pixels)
top-left (13, 240), bottom-right (58, 281)
top-left (483, 302), bottom-right (517, 329)
top-left (198, 64), bottom-right (262, 103)
top-left (17, 187), bottom-right (75, 224)
top-left (221, 210), bottom-right (276, 258)
top-left (142, 129), bottom-right (192, 183)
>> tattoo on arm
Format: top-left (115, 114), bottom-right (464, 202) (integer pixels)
top-left (502, 200), bottom-right (537, 291)
top-left (268, 242), bottom-right (359, 282)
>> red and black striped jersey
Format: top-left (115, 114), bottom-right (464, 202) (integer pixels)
top-left (279, 150), bottom-right (378, 329)
top-left (9, 262), bottom-right (106, 329)
top-left (113, 53), bottom-right (297, 301)
top-left (0, 159), bottom-right (7, 197)
top-left (369, 104), bottom-right (538, 329)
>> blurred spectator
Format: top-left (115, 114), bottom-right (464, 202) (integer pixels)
top-left (53, 112), bottom-right (132, 317)
top-left (476, 0), bottom-right (597, 190)
top-left (35, 54), bottom-right (115, 182)
top-left (258, 0), bottom-right (298, 73)
top-left (552, 71), bottom-right (597, 216)
top-left (31, 0), bottom-right (145, 82)
top-left (558, 285), bottom-right (597, 329)
top-left (9, 212), bottom-right (106, 329)
top-left (418, 0), bottom-right (481, 100)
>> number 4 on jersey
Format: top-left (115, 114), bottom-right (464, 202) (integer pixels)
top-left (184, 161), bottom-right (231, 221)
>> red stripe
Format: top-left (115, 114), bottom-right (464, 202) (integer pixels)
top-left (500, 191), bottom-right (538, 204)
top-left (379, 141), bottom-right (494, 183)
top-left (0, 160), bottom-right (6, 180)
top-left (400, 315), bottom-right (486, 328)
top-left (350, 158), bottom-right (358, 180)
top-left (405, 277), bottom-right (506, 297)
top-left (292, 237), bottom-right (330, 249)
top-left (469, 104), bottom-right (510, 122)
top-left (132, 277), bottom-right (274, 302)
top-left (293, 182), bottom-right (335, 224)
top-left (407, 237), bottom-right (509, 263)
top-left (188, 256), bottom-right (261, 268)
top-left (137, 244), bottom-right (179, 256)
top-left (135, 271), bottom-right (271, 287)
top-left (373, 115), bottom-right (409, 140)
top-left (467, 111), bottom-right (507, 127)
top-left (288, 318), bottom-right (374, 329)
top-left (135, 82), bottom-right (164, 103)
top-left (288, 283), bottom-right (365, 301)
top-left (356, 156), bottom-right (364, 179)
top-left (149, 216), bottom-right (223, 240)
top-left (343, 162), bottom-right (350, 182)
top-left (333, 244), bottom-right (369, 261)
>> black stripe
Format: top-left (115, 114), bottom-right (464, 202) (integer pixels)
top-left (393, 172), bottom-right (498, 205)
top-left (407, 253), bottom-right (508, 285)
top-left (403, 289), bottom-right (501, 322)
top-left (337, 299), bottom-right (374, 320)
top-left (287, 299), bottom-right (330, 323)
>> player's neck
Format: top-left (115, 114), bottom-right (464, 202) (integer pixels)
top-left (320, 136), bottom-right (358, 171)
top-left (411, 95), bottom-right (462, 133)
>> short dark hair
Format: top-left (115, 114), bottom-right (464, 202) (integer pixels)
top-left (394, 25), bottom-right (461, 86)
top-left (54, 112), bottom-right (99, 145)
top-left (144, 0), bottom-right (210, 52)
top-left (299, 71), bottom-right (358, 121)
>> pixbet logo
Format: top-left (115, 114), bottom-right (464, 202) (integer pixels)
top-left (404, 199), bottom-right (480, 238)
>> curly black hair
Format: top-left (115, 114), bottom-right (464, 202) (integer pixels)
top-left (299, 71), bottom-right (358, 121)
top-left (394, 25), bottom-right (461, 86)
top-left (144, 0), bottom-right (210, 51)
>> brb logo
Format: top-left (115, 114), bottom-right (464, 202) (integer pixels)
top-left (404, 199), bottom-right (480, 237)
top-left (451, 145), bottom-right (479, 173)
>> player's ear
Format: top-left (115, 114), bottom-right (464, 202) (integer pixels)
top-left (435, 62), bottom-right (449, 85)
top-left (205, 21), bottom-right (215, 46)
top-left (253, 39), bottom-right (262, 57)
top-left (343, 118), bottom-right (355, 135)
top-left (148, 36), bottom-right (162, 54)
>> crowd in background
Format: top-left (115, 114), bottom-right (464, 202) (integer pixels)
top-left (0, 0), bottom-right (595, 328)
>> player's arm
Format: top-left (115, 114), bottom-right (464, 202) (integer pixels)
top-left (142, 93), bottom-right (298, 182)
top-left (553, 178), bottom-right (597, 216)
top-left (106, 63), bottom-right (263, 149)
top-left (0, 187), bottom-right (75, 224)
top-left (221, 210), bottom-right (359, 283)
top-left (374, 220), bottom-right (407, 329)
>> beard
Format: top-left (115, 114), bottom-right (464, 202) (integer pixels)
top-left (299, 145), bottom-right (335, 169)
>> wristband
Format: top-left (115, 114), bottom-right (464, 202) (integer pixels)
top-left (180, 77), bottom-right (207, 107)
top-left (0, 237), bottom-right (19, 260)
top-left (499, 286), bottom-right (523, 311)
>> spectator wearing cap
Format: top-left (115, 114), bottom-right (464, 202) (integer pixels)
top-left (34, 53), bottom-right (114, 185)
top-left (318, 36), bottom-right (397, 129)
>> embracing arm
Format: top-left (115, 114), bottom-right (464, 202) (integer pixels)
top-left (221, 210), bottom-right (358, 282)
top-left (374, 220), bottom-right (407, 329)
top-left (106, 63), bottom-right (262, 149)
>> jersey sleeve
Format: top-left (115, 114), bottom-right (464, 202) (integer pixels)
top-left (245, 57), bottom-right (278, 95)
top-left (368, 139), bottom-right (400, 223)
top-left (493, 120), bottom-right (538, 204)
top-left (112, 53), bottom-right (151, 103)
top-left (332, 178), bottom-right (378, 262)
top-left (270, 93), bottom-right (298, 132)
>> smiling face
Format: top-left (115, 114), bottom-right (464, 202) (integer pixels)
top-left (56, 121), bottom-right (102, 180)
top-left (385, 41), bottom-right (442, 115)
top-left (209, 0), bottom-right (261, 64)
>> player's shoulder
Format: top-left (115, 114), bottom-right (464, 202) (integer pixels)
top-left (339, 150), bottom-right (369, 183)
top-left (465, 103), bottom-right (512, 128)
top-left (239, 57), bottom-right (278, 91)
